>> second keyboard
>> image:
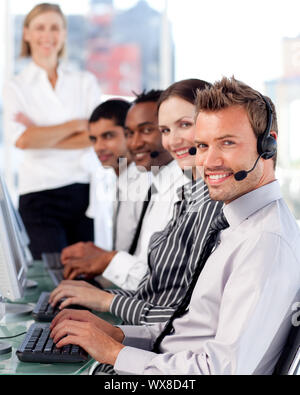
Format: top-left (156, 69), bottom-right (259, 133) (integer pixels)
top-left (32, 292), bottom-right (89, 322)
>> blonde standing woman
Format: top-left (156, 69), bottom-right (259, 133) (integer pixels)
top-left (3, 3), bottom-right (102, 259)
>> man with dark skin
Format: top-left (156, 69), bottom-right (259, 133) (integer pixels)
top-left (55, 91), bottom-right (178, 292)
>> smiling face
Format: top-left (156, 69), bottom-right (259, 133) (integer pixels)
top-left (89, 118), bottom-right (130, 174)
top-left (158, 96), bottom-right (196, 170)
top-left (23, 11), bottom-right (66, 61)
top-left (124, 102), bottom-right (172, 171)
top-left (194, 105), bottom-right (276, 204)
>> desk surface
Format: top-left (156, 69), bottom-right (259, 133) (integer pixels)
top-left (0, 261), bottom-right (120, 375)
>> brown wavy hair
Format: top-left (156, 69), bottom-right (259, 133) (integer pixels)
top-left (158, 78), bottom-right (211, 110)
top-left (195, 76), bottom-right (278, 166)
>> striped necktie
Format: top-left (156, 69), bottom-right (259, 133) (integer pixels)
top-left (152, 210), bottom-right (229, 353)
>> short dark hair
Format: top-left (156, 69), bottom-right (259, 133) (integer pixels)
top-left (89, 99), bottom-right (131, 126)
top-left (132, 89), bottom-right (163, 105)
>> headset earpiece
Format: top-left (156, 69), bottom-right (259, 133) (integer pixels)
top-left (257, 96), bottom-right (277, 159)
top-left (257, 135), bottom-right (277, 159)
top-left (234, 95), bottom-right (277, 182)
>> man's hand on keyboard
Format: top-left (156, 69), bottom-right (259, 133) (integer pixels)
top-left (61, 241), bottom-right (100, 263)
top-left (62, 249), bottom-right (118, 280)
top-left (49, 280), bottom-right (114, 312)
top-left (50, 309), bottom-right (125, 366)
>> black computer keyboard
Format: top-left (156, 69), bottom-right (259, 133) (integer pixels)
top-left (16, 323), bottom-right (89, 363)
top-left (42, 253), bottom-right (64, 286)
top-left (42, 252), bottom-right (62, 270)
top-left (48, 268), bottom-right (65, 286)
top-left (32, 292), bottom-right (89, 322)
top-left (41, 252), bottom-right (104, 288)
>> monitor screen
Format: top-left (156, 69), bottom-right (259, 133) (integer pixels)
top-left (1, 179), bottom-right (30, 247)
top-left (1, 178), bottom-right (32, 266)
top-left (0, 175), bottom-right (27, 301)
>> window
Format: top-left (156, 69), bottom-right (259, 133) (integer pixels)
top-left (0, 0), bottom-right (171, 197)
top-left (0, 0), bottom-right (300, 222)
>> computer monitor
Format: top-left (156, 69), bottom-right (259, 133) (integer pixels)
top-left (0, 175), bottom-right (35, 355)
top-left (0, 176), bottom-right (27, 301)
top-left (1, 177), bottom-right (33, 267)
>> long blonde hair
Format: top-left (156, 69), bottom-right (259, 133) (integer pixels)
top-left (20, 3), bottom-right (67, 58)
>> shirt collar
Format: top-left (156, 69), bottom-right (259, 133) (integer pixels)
top-left (176, 177), bottom-right (209, 206)
top-left (118, 162), bottom-right (149, 191)
top-left (126, 162), bottom-right (148, 182)
top-left (21, 60), bottom-right (69, 84)
top-left (223, 180), bottom-right (282, 229)
top-left (191, 177), bottom-right (207, 200)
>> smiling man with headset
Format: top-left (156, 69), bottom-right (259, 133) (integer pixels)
top-left (50, 77), bottom-right (300, 375)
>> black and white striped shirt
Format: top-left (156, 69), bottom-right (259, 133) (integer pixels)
top-left (109, 177), bottom-right (223, 325)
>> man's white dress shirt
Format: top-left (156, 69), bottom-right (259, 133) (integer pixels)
top-left (3, 61), bottom-right (101, 195)
top-left (114, 180), bottom-right (300, 375)
top-left (102, 160), bottom-right (188, 291)
top-left (87, 160), bottom-right (146, 251)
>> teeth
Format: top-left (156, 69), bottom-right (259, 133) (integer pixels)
top-left (176, 149), bottom-right (189, 156)
top-left (135, 153), bottom-right (147, 159)
top-left (208, 174), bottom-right (229, 180)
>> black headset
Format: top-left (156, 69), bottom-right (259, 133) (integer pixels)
top-left (190, 94), bottom-right (278, 182)
top-left (256, 95), bottom-right (277, 159)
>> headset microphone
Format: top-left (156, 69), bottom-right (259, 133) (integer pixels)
top-left (234, 154), bottom-right (263, 181)
top-left (150, 151), bottom-right (160, 158)
top-left (188, 147), bottom-right (197, 156)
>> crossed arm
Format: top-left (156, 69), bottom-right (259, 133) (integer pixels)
top-left (14, 112), bottom-right (92, 150)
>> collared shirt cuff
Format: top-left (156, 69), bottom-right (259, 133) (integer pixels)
top-left (102, 251), bottom-right (135, 287)
top-left (114, 347), bottom-right (157, 375)
top-left (102, 251), bottom-right (146, 291)
top-left (117, 324), bottom-right (156, 350)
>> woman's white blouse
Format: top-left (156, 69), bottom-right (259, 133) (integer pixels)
top-left (3, 61), bottom-right (102, 195)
